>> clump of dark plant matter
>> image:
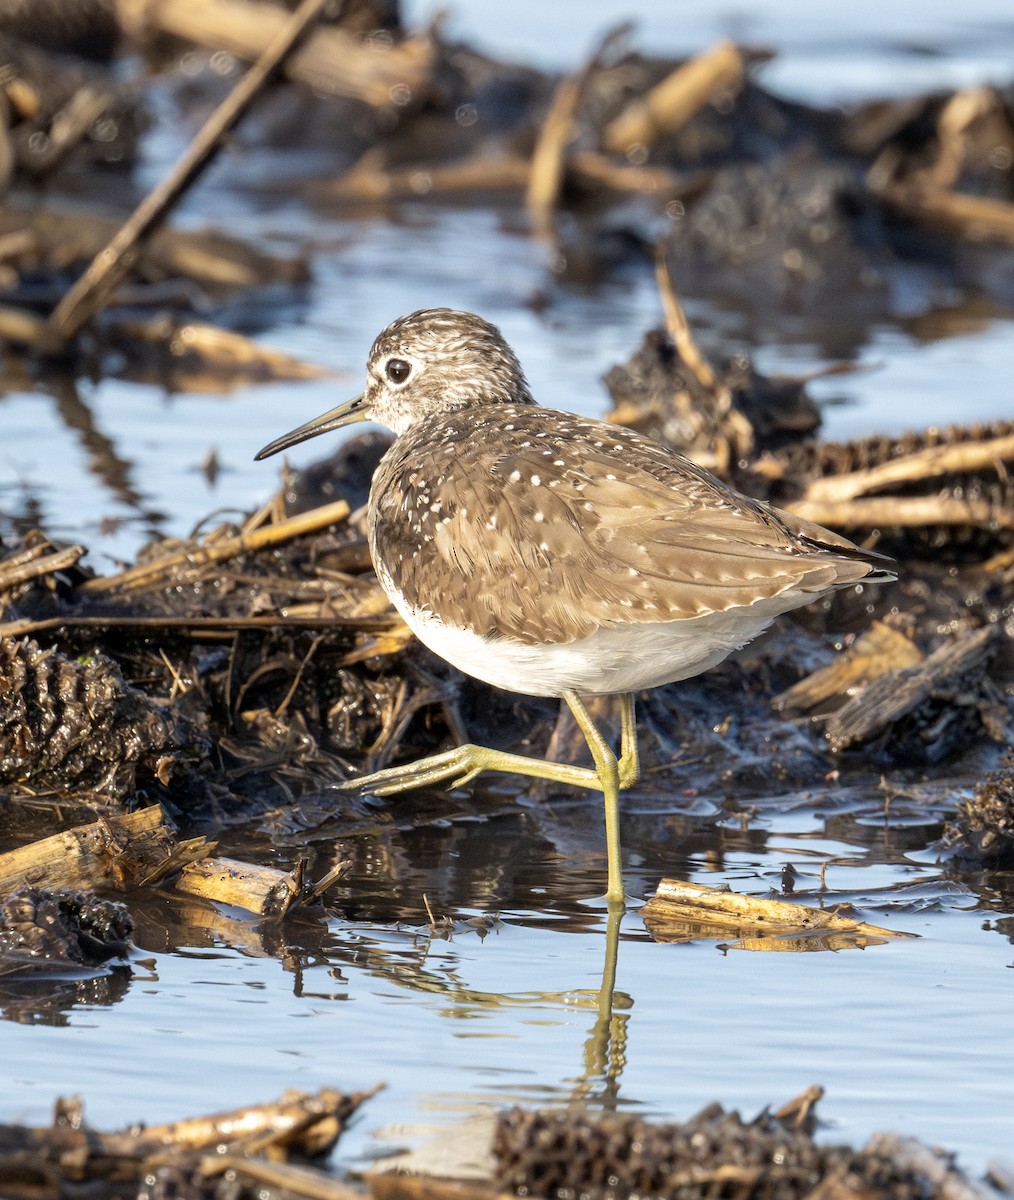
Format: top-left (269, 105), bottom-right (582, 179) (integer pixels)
top-left (941, 751), bottom-right (1014, 863)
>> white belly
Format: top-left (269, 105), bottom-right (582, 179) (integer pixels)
top-left (378, 561), bottom-right (810, 697)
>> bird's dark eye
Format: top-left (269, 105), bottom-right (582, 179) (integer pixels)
top-left (386, 358), bottom-right (412, 384)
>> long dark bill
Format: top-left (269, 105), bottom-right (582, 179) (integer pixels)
top-left (254, 393), bottom-right (368, 460)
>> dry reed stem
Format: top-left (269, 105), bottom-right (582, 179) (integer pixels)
top-left (111, 317), bottom-right (333, 381)
top-left (0, 612), bottom-right (401, 640)
top-left (654, 249), bottom-right (718, 390)
top-left (526, 27), bottom-right (629, 236)
top-left (801, 433), bottom-right (1014, 504)
top-left (886, 184), bottom-right (1014, 245)
top-left (175, 856), bottom-right (302, 918)
top-left (79, 499), bottom-right (352, 595)
top-left (0, 543), bottom-right (85, 593)
top-left (643, 878), bottom-right (914, 942)
top-left (603, 40), bottom-right (745, 154)
top-left (118, 0), bottom-right (434, 106)
top-left (786, 494), bottom-right (1014, 531)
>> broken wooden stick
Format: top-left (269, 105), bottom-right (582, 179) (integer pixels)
top-left (175, 856), bottom-right (350, 918)
top-left (0, 540), bottom-right (85, 595)
top-left (885, 183), bottom-right (1014, 246)
top-left (321, 149), bottom-right (530, 203)
top-left (774, 621), bottom-right (923, 715)
top-left (642, 878), bottom-right (915, 948)
top-left (0, 1088), bottom-right (378, 1200)
top-left (0, 610), bottom-right (401, 641)
top-left (0, 303), bottom-right (67, 355)
top-left (823, 625), bottom-right (1002, 754)
top-left (784, 494), bottom-right (1014, 532)
top-left (320, 149), bottom-right (688, 206)
top-left (799, 432), bottom-right (1014, 505)
top-left (655, 247), bottom-right (719, 390)
top-left (108, 315), bottom-right (333, 384)
top-left (0, 806), bottom-right (211, 895)
top-left (0, 201), bottom-right (309, 290)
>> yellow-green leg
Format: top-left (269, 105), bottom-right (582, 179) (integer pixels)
top-left (339, 690), bottom-right (639, 904)
top-left (563, 692), bottom-right (626, 904)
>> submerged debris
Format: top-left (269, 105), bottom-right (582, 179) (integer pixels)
top-left (0, 886), bottom-right (135, 1021)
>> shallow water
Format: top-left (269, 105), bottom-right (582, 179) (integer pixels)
top-left (2, 0), bottom-right (1014, 1184)
top-left (5, 803), bottom-right (1013, 1174)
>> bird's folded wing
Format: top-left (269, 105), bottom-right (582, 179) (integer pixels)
top-left (384, 440), bottom-right (875, 646)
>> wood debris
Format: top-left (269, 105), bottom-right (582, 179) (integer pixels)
top-left (0, 202), bottom-right (310, 291)
top-left (821, 626), bottom-right (1006, 759)
top-left (773, 619), bottom-right (1008, 764)
top-left (751, 418), bottom-right (1014, 558)
top-left (0, 1088), bottom-right (378, 1200)
top-left (527, 26), bottom-right (629, 238)
top-left (641, 878), bottom-right (914, 950)
top-left (49, 0), bottom-right (333, 342)
top-left (605, 256), bottom-right (818, 473)
top-left (774, 620), bottom-right (923, 716)
top-left (0, 806), bottom-right (207, 895)
top-left (78, 497), bottom-right (352, 596)
top-left (175, 853), bottom-right (351, 918)
top-left (870, 84), bottom-right (1014, 245)
top-left (603, 40), bottom-right (746, 155)
top-left (117, 0), bottom-right (436, 108)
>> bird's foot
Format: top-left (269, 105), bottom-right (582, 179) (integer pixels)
top-left (338, 742), bottom-right (603, 797)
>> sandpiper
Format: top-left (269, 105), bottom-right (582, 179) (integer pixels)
top-left (257, 309), bottom-right (895, 903)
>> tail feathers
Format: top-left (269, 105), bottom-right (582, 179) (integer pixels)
top-left (783, 510), bottom-right (897, 584)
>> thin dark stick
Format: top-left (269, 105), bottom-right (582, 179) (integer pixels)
top-left (0, 613), bottom-right (402, 639)
top-left (48, 0), bottom-right (333, 340)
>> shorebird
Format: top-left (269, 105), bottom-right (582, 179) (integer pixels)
top-left (257, 309), bottom-right (894, 903)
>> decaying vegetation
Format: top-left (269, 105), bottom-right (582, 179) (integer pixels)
top-left (0, 1085), bottom-right (1005, 1200)
top-left (0, 1088), bottom-right (377, 1200)
top-left (1, 0), bottom-right (1013, 1193)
